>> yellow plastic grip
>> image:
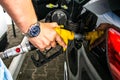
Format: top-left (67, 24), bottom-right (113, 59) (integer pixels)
top-left (54, 27), bottom-right (74, 51)
top-left (85, 30), bottom-right (104, 45)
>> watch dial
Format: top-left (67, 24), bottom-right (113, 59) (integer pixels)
top-left (30, 25), bottom-right (40, 37)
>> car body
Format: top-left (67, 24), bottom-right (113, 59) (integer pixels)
top-left (64, 0), bottom-right (120, 80)
top-left (32, 0), bottom-right (120, 80)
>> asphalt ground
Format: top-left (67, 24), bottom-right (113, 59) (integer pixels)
top-left (3, 25), bottom-right (64, 80)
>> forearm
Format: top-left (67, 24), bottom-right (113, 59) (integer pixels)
top-left (0, 0), bottom-right (66, 50)
top-left (0, 0), bottom-right (37, 33)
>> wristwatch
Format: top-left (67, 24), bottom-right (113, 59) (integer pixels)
top-left (24, 22), bottom-right (41, 38)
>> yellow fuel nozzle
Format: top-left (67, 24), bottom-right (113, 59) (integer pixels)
top-left (85, 30), bottom-right (104, 45)
top-left (54, 27), bottom-right (74, 51)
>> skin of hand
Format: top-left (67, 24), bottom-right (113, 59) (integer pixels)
top-left (29, 22), bottom-right (67, 51)
top-left (0, 0), bottom-right (66, 51)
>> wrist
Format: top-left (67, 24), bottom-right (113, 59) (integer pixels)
top-left (23, 22), bottom-right (41, 38)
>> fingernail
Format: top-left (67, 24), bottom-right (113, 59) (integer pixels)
top-left (64, 45), bottom-right (67, 48)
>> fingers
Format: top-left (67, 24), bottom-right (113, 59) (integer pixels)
top-left (37, 35), bottom-right (66, 51)
top-left (55, 34), bottom-right (67, 48)
top-left (28, 22), bottom-right (66, 51)
top-left (51, 41), bottom-right (56, 48)
top-left (46, 46), bottom-right (51, 50)
top-left (29, 36), bottom-right (56, 51)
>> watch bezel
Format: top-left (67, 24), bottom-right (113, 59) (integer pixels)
top-left (24, 22), bottom-right (40, 38)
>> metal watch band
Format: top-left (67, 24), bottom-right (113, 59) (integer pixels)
top-left (23, 22), bottom-right (40, 38)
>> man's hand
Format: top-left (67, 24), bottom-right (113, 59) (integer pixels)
top-left (0, 0), bottom-right (67, 51)
top-left (28, 22), bottom-right (67, 51)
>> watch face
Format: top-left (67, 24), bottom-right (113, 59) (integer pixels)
top-left (29, 25), bottom-right (40, 37)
